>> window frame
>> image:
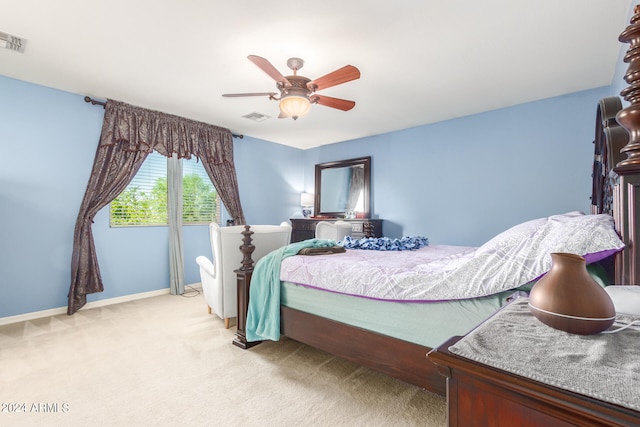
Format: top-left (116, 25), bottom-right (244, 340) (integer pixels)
top-left (109, 151), bottom-right (220, 227)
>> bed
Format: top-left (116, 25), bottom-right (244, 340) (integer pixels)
top-left (224, 8), bottom-right (640, 404)
top-left (232, 208), bottom-right (624, 395)
top-left (231, 35), bottom-right (640, 394)
top-left (231, 88), bottom-right (640, 395)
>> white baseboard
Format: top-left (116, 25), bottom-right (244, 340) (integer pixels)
top-left (0, 283), bottom-right (202, 326)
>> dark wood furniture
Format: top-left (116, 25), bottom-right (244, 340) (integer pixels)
top-left (231, 10), bottom-right (640, 400)
top-left (233, 234), bottom-right (445, 393)
top-left (428, 335), bottom-right (640, 427)
top-left (600, 7), bottom-right (640, 285)
top-left (280, 306), bottom-right (443, 394)
top-left (289, 218), bottom-right (383, 243)
top-left (232, 226), bottom-right (261, 350)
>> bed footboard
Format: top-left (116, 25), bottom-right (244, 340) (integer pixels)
top-left (233, 225), bottom-right (261, 349)
top-left (233, 225), bottom-right (445, 395)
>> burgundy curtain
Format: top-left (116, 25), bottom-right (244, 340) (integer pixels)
top-left (68, 100), bottom-right (245, 314)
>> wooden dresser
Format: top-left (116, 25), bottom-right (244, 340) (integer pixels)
top-left (427, 304), bottom-right (640, 427)
top-left (289, 218), bottom-right (383, 243)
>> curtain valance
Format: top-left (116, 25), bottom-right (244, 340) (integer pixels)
top-left (102, 100), bottom-right (232, 164)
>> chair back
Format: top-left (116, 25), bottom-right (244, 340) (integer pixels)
top-left (208, 222), bottom-right (292, 318)
top-left (315, 220), bottom-right (352, 241)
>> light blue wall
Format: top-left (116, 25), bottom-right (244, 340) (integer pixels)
top-left (0, 76), bottom-right (619, 318)
top-left (1, 78), bottom-right (102, 316)
top-left (304, 87), bottom-right (610, 246)
top-left (0, 0), bottom-right (634, 318)
top-left (233, 136), bottom-right (304, 225)
top-left (0, 76), bottom-right (301, 318)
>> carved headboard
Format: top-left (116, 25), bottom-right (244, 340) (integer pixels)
top-left (591, 97), bottom-right (627, 217)
top-left (592, 6), bottom-right (640, 285)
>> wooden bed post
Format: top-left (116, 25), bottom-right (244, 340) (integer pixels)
top-left (233, 225), bottom-right (261, 349)
top-left (613, 6), bottom-right (640, 285)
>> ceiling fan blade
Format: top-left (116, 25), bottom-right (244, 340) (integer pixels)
top-left (310, 95), bottom-right (356, 111)
top-left (248, 55), bottom-right (291, 86)
top-left (222, 92), bottom-right (277, 98)
top-left (307, 65), bottom-right (360, 92)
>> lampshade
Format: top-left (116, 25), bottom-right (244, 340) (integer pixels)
top-left (280, 95), bottom-right (311, 120)
top-left (300, 192), bottom-right (314, 207)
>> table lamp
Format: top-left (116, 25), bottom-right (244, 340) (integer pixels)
top-left (301, 192), bottom-right (314, 218)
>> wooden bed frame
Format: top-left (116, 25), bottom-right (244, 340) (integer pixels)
top-left (232, 225), bottom-right (447, 395)
top-left (231, 9), bottom-right (640, 398)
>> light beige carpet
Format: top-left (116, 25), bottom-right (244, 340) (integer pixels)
top-left (0, 290), bottom-right (446, 426)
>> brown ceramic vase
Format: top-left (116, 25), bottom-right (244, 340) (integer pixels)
top-left (528, 253), bottom-right (616, 335)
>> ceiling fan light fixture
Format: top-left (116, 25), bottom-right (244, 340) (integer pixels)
top-left (279, 95), bottom-right (311, 120)
top-left (223, 56), bottom-right (359, 119)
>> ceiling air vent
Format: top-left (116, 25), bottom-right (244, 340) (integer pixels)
top-left (0, 31), bottom-right (26, 53)
top-left (242, 112), bottom-right (270, 122)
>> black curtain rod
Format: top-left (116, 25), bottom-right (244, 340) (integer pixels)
top-left (84, 96), bottom-right (106, 107)
top-left (83, 96), bottom-right (244, 139)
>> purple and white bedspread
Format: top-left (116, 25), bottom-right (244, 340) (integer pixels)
top-left (279, 212), bottom-right (625, 302)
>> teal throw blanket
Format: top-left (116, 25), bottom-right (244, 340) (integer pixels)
top-left (245, 239), bottom-right (337, 342)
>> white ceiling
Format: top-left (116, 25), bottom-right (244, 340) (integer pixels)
top-left (0, 1), bottom-right (632, 149)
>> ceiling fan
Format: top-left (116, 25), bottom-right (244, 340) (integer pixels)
top-left (222, 55), bottom-right (360, 120)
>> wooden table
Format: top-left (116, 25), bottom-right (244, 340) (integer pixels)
top-left (428, 334), bottom-right (640, 426)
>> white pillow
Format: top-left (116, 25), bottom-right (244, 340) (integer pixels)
top-left (473, 213), bottom-right (624, 288)
top-left (605, 286), bottom-right (640, 315)
top-left (476, 212), bottom-right (585, 257)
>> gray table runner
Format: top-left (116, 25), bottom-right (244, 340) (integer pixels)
top-left (449, 298), bottom-right (640, 411)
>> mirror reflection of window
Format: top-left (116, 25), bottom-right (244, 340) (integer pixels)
top-left (347, 165), bottom-right (364, 212)
top-left (353, 191), bottom-right (364, 212)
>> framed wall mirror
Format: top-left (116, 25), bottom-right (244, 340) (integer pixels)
top-left (314, 156), bottom-right (371, 218)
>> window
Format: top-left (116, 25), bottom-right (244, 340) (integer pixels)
top-left (181, 156), bottom-right (220, 224)
top-left (110, 151), bottom-right (219, 226)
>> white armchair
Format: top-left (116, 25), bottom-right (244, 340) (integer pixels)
top-left (196, 222), bottom-right (292, 328)
top-left (315, 220), bottom-right (352, 241)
